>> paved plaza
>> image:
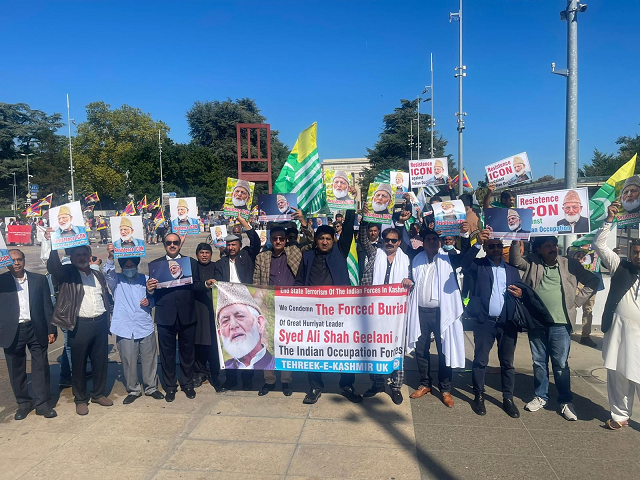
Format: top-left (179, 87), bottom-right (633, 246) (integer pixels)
top-left (1, 235), bottom-right (639, 480)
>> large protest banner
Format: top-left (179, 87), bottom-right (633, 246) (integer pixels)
top-left (517, 187), bottom-right (590, 235)
top-left (409, 158), bottom-right (448, 188)
top-left (170, 197), bottom-right (199, 235)
top-left (214, 282), bottom-right (408, 374)
top-left (363, 182), bottom-right (396, 225)
top-left (148, 257), bottom-right (193, 289)
top-left (110, 215), bottom-right (146, 258)
top-left (50, 201), bottom-right (89, 250)
top-left (223, 177), bottom-right (255, 220)
top-left (0, 232), bottom-right (13, 268)
top-left (485, 152), bottom-right (532, 188)
top-left (614, 175), bottom-right (640, 227)
top-left (325, 169), bottom-right (356, 211)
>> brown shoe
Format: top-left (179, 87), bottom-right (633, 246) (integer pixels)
top-left (441, 392), bottom-right (454, 408)
top-left (91, 396), bottom-right (113, 407)
top-left (76, 403), bottom-right (89, 416)
top-left (409, 386), bottom-right (431, 399)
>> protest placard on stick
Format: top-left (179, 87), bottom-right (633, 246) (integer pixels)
top-left (409, 158), bottom-right (448, 188)
top-left (50, 201), bottom-right (89, 251)
top-left (363, 183), bottom-right (396, 225)
top-left (485, 152), bottom-right (532, 188)
top-left (517, 187), bottom-right (590, 235)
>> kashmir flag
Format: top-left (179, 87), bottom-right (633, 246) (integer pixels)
top-left (452, 170), bottom-right (472, 189)
top-left (347, 237), bottom-right (359, 286)
top-left (137, 195), bottom-right (148, 212)
top-left (40, 193), bottom-right (53, 206)
top-left (573, 153), bottom-right (637, 246)
top-left (84, 192), bottom-right (100, 203)
top-left (274, 122), bottom-right (325, 214)
top-left (147, 197), bottom-right (160, 210)
top-left (123, 201), bottom-right (136, 216)
top-left (153, 208), bottom-right (165, 228)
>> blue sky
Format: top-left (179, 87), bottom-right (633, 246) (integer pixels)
top-left (2, 1), bottom-right (639, 185)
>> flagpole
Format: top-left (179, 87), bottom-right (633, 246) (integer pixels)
top-left (67, 94), bottom-right (75, 201)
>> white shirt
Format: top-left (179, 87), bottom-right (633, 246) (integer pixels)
top-left (236, 345), bottom-right (266, 369)
top-left (418, 254), bottom-right (438, 308)
top-left (14, 273), bottom-right (31, 323)
top-left (78, 271), bottom-right (106, 318)
top-left (229, 259), bottom-right (240, 283)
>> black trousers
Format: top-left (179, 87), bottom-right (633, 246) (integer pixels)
top-left (4, 322), bottom-right (51, 409)
top-left (415, 307), bottom-right (452, 392)
top-left (307, 372), bottom-right (356, 391)
top-left (157, 321), bottom-right (196, 392)
top-left (472, 318), bottom-right (518, 399)
top-left (68, 313), bottom-right (109, 404)
top-left (194, 344), bottom-right (221, 382)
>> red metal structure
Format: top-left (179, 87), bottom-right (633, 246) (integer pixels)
top-left (236, 123), bottom-right (272, 193)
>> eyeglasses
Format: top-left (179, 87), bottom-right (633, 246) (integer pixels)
top-left (165, 240), bottom-right (180, 246)
top-left (384, 238), bottom-right (400, 244)
top-left (271, 236), bottom-right (286, 242)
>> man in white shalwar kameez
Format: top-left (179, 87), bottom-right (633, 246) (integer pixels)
top-left (593, 202), bottom-right (640, 430)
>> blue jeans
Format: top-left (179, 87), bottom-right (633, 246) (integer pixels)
top-left (60, 329), bottom-right (73, 381)
top-left (528, 324), bottom-right (572, 404)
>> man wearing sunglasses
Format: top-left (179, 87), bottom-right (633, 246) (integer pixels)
top-left (461, 229), bottom-right (523, 418)
top-left (147, 233), bottom-right (200, 402)
top-left (253, 209), bottom-right (313, 397)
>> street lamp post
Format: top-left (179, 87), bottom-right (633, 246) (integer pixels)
top-left (20, 153), bottom-right (34, 206)
top-left (450, 0), bottom-right (466, 196)
top-left (66, 94), bottom-right (76, 201)
top-left (416, 96), bottom-right (421, 160)
top-left (12, 172), bottom-right (17, 214)
top-left (158, 129), bottom-right (164, 203)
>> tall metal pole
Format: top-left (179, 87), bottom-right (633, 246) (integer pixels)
top-left (416, 96), bottom-right (420, 160)
top-left (552, 0), bottom-right (586, 190)
top-left (430, 52), bottom-right (435, 158)
top-left (451, 0), bottom-right (466, 195)
top-left (12, 172), bottom-right (17, 214)
top-left (66, 94), bottom-right (75, 201)
top-left (158, 129), bottom-right (164, 203)
top-left (409, 122), bottom-right (414, 161)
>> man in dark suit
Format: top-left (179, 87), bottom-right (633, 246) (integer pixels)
top-left (146, 232), bottom-right (201, 402)
top-left (1, 249), bottom-right (57, 420)
top-left (210, 215), bottom-right (260, 390)
top-left (462, 229), bottom-right (523, 418)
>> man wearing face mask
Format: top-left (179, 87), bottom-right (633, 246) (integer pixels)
top-left (105, 244), bottom-right (164, 404)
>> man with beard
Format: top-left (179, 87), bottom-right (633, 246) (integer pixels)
top-left (371, 183), bottom-right (393, 216)
top-left (359, 222), bottom-right (413, 404)
top-left (52, 206), bottom-right (84, 241)
top-left (274, 195), bottom-right (295, 220)
top-left (394, 172), bottom-right (408, 193)
top-left (294, 188), bottom-right (360, 404)
top-left (192, 243), bottom-right (221, 390)
top-left (254, 218), bottom-right (313, 396)
top-left (113, 216), bottom-right (145, 249)
top-left (209, 215), bottom-right (261, 390)
top-left (497, 209), bottom-right (528, 241)
top-left (510, 236), bottom-right (598, 420)
top-left (231, 179), bottom-right (252, 211)
top-left (507, 156), bottom-right (530, 185)
top-left (171, 199), bottom-right (198, 230)
top-left (217, 284), bottom-right (274, 370)
top-left (556, 190), bottom-right (589, 234)
top-left (438, 202), bottom-right (462, 221)
top-left (332, 171), bottom-right (351, 200)
top-left (593, 202), bottom-right (640, 430)
top-left (425, 159), bottom-right (446, 186)
top-left (620, 175), bottom-right (640, 214)
top-left (212, 226), bottom-right (225, 248)
top-left (358, 222), bottom-right (381, 279)
top-left (147, 233), bottom-right (200, 402)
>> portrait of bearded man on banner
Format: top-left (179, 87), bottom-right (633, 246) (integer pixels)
top-left (52, 205), bottom-right (83, 240)
top-left (232, 179), bottom-right (252, 210)
top-left (113, 216), bottom-right (145, 248)
top-left (171, 198), bottom-right (198, 227)
top-left (372, 183), bottom-right (393, 214)
top-left (557, 190), bottom-right (589, 233)
top-left (216, 283), bottom-right (275, 370)
top-left (332, 171), bottom-right (351, 199)
top-left (620, 176), bottom-right (640, 214)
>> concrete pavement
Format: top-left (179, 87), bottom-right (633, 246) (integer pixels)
top-left (0, 234), bottom-right (639, 479)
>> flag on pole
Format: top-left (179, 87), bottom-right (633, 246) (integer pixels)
top-left (83, 204), bottom-right (95, 213)
top-left (452, 170), bottom-right (472, 189)
top-left (123, 201), bottom-right (136, 216)
top-left (40, 193), bottom-right (53, 206)
top-left (147, 197), bottom-right (160, 210)
top-left (153, 208), bottom-right (165, 228)
top-left (572, 153), bottom-right (637, 246)
top-left (137, 195), bottom-right (148, 212)
top-left (274, 122), bottom-right (325, 214)
top-left (24, 203), bottom-right (42, 217)
top-left (84, 192), bottom-right (100, 203)
top-left (347, 237), bottom-right (359, 286)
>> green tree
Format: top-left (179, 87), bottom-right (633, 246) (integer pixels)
top-left (186, 98), bottom-right (290, 194)
top-left (361, 99), bottom-right (450, 189)
top-left (580, 131), bottom-right (640, 177)
top-left (72, 102), bottom-right (169, 203)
